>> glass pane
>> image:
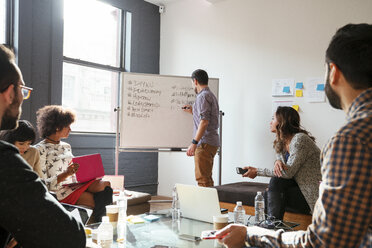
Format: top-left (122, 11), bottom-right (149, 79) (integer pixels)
top-left (0, 0), bottom-right (6, 44)
top-left (62, 63), bottom-right (118, 133)
top-left (125, 12), bottom-right (132, 72)
top-left (63, 0), bottom-right (121, 67)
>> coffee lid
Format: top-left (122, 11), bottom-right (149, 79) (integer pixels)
top-left (213, 214), bottom-right (229, 222)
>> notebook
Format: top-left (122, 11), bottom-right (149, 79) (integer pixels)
top-left (64, 153), bottom-right (105, 186)
top-left (176, 184), bottom-right (221, 223)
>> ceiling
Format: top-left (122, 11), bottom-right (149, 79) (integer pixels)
top-left (144, 0), bottom-right (180, 6)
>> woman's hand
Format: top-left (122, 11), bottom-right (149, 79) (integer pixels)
top-left (274, 160), bottom-right (287, 177)
top-left (242, 166), bottom-right (258, 179)
top-left (57, 162), bottom-right (80, 184)
top-left (66, 162), bottom-right (79, 176)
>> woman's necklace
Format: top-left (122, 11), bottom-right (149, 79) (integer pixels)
top-left (45, 136), bottom-right (60, 144)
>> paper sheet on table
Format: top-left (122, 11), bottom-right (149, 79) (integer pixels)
top-left (272, 79), bottom-right (295, 96)
top-left (305, 77), bottom-right (325, 102)
top-left (70, 208), bottom-right (83, 224)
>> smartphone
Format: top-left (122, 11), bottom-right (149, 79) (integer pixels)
top-left (220, 208), bottom-right (228, 213)
top-left (201, 230), bottom-right (217, 240)
top-left (178, 234), bottom-right (201, 242)
top-left (236, 167), bottom-right (248, 174)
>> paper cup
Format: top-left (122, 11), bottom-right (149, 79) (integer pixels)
top-left (106, 205), bottom-right (119, 229)
top-left (213, 214), bottom-right (229, 230)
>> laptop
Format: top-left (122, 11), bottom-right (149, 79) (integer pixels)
top-left (61, 203), bottom-right (93, 226)
top-left (176, 184), bottom-right (221, 223)
top-left (64, 153), bottom-right (105, 186)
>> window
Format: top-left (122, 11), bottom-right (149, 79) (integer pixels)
top-left (62, 0), bottom-right (131, 133)
top-left (0, 0), bottom-right (7, 44)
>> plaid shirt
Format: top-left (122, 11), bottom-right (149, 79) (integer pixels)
top-left (246, 88), bottom-right (372, 247)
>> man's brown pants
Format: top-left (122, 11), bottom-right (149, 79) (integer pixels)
top-left (194, 143), bottom-right (218, 187)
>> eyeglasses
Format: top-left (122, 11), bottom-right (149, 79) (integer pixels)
top-left (19, 85), bottom-right (33, 100)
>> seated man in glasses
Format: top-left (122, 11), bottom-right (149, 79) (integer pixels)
top-left (0, 44), bottom-right (86, 248)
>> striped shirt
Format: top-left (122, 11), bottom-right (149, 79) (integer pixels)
top-left (246, 88), bottom-right (372, 247)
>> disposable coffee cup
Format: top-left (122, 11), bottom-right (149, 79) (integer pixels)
top-left (106, 205), bottom-right (119, 229)
top-left (92, 229), bottom-right (98, 244)
top-left (213, 214), bottom-right (229, 230)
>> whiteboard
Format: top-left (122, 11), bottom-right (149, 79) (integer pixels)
top-left (120, 72), bottom-right (219, 149)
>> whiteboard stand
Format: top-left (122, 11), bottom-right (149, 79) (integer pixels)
top-left (218, 110), bottom-right (225, 186)
top-left (114, 107), bottom-right (120, 176)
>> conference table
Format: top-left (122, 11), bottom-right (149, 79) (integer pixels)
top-left (86, 210), bottom-right (299, 248)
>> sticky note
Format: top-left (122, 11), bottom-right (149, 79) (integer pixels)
top-left (296, 82), bottom-right (303, 89)
top-left (316, 84), bottom-right (325, 91)
top-left (295, 90), bottom-right (303, 97)
top-left (127, 215), bottom-right (145, 224)
top-left (144, 215), bottom-right (160, 222)
top-left (292, 105), bottom-right (299, 111)
top-left (283, 86), bottom-right (290, 93)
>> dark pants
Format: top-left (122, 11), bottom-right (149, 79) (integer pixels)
top-left (92, 186), bottom-right (113, 222)
top-left (266, 177), bottom-right (310, 220)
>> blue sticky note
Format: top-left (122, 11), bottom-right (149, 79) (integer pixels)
top-left (283, 86), bottom-right (290, 93)
top-left (316, 84), bottom-right (325, 91)
top-left (296, 82), bottom-right (303, 89)
top-left (144, 215), bottom-right (160, 222)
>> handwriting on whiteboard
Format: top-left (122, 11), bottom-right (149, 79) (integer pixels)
top-left (125, 80), bottom-right (196, 118)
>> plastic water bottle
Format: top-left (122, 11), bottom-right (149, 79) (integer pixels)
top-left (172, 185), bottom-right (180, 221)
top-left (116, 192), bottom-right (127, 247)
top-left (97, 216), bottom-right (113, 248)
top-left (255, 191), bottom-right (265, 223)
top-left (233, 201), bottom-right (245, 224)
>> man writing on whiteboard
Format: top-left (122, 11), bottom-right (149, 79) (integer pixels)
top-left (183, 69), bottom-right (220, 187)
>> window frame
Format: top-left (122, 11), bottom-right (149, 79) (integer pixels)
top-left (62, 1), bottom-right (132, 134)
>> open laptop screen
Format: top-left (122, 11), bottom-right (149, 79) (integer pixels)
top-left (176, 184), bottom-right (221, 223)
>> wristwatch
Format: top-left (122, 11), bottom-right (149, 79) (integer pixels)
top-left (191, 139), bottom-right (198, 145)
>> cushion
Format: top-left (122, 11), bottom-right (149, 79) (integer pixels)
top-left (215, 182), bottom-right (268, 207)
top-left (125, 190), bottom-right (151, 206)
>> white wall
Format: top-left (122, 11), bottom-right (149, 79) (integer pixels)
top-left (157, 0), bottom-right (372, 196)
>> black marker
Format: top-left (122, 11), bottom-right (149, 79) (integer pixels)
top-left (182, 106), bottom-right (191, 110)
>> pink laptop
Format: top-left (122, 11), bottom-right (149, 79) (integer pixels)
top-left (66, 154), bottom-right (105, 185)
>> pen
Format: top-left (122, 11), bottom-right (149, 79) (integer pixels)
top-left (182, 107), bottom-right (191, 110)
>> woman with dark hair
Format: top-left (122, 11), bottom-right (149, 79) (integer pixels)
top-left (35, 105), bottom-right (113, 222)
top-left (0, 120), bottom-right (42, 177)
top-left (243, 106), bottom-right (321, 220)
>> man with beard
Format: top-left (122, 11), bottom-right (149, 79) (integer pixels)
top-left (216, 24), bottom-right (372, 248)
top-left (0, 45), bottom-right (86, 247)
top-left (182, 69), bottom-right (220, 187)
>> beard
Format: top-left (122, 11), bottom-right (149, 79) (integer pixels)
top-left (1, 94), bottom-right (22, 130)
top-left (325, 71), bottom-right (342, 110)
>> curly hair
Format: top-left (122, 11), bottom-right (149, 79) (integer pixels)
top-left (36, 105), bottom-right (76, 138)
top-left (273, 106), bottom-right (315, 153)
top-left (0, 120), bottom-right (36, 144)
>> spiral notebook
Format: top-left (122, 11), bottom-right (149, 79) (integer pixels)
top-left (64, 153), bottom-right (105, 186)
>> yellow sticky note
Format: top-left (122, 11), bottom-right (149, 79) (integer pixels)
top-left (292, 105), bottom-right (299, 111)
top-left (295, 90), bottom-right (303, 97)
